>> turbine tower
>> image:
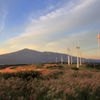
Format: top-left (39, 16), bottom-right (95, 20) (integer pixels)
top-left (75, 44), bottom-right (80, 68)
top-left (56, 57), bottom-right (57, 63)
top-left (71, 53), bottom-right (73, 65)
top-left (79, 52), bottom-right (82, 65)
top-left (61, 55), bottom-right (63, 64)
top-left (98, 34), bottom-right (100, 51)
top-left (67, 48), bottom-right (71, 65)
top-left (82, 58), bottom-right (84, 64)
top-left (97, 34), bottom-right (100, 60)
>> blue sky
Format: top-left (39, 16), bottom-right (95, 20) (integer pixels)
top-left (0, 0), bottom-right (100, 59)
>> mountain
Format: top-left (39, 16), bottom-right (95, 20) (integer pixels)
top-left (0, 49), bottom-right (69, 64)
top-left (0, 48), bottom-right (99, 64)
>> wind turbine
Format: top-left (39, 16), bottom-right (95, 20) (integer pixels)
top-left (67, 48), bottom-right (71, 65)
top-left (82, 58), bottom-right (84, 64)
top-left (61, 55), bottom-right (63, 64)
top-left (75, 42), bottom-right (80, 68)
top-left (56, 57), bottom-right (57, 63)
top-left (79, 52), bottom-right (82, 65)
top-left (98, 34), bottom-right (100, 52)
top-left (98, 34), bottom-right (100, 55)
top-left (97, 33), bottom-right (100, 60)
top-left (71, 53), bottom-right (73, 65)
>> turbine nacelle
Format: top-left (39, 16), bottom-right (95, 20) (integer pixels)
top-left (75, 47), bottom-right (80, 49)
top-left (67, 48), bottom-right (71, 51)
top-left (98, 35), bottom-right (100, 38)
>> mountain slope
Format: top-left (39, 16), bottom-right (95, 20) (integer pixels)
top-left (0, 49), bottom-right (99, 64)
top-left (0, 49), bottom-right (70, 64)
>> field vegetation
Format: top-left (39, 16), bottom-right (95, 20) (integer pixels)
top-left (0, 63), bottom-right (100, 100)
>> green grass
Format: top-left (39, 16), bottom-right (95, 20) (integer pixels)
top-left (34, 63), bottom-right (45, 66)
top-left (62, 63), bottom-right (100, 72)
top-left (36, 66), bottom-right (44, 69)
top-left (10, 67), bottom-right (18, 69)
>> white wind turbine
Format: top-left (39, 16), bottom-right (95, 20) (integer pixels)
top-left (98, 34), bottom-right (100, 49)
top-left (75, 42), bottom-right (80, 68)
top-left (67, 48), bottom-right (71, 65)
top-left (71, 53), bottom-right (73, 65)
top-left (61, 55), bottom-right (63, 64)
top-left (98, 33), bottom-right (100, 53)
top-left (79, 52), bottom-right (82, 65)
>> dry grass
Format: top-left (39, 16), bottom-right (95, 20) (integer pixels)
top-left (0, 68), bottom-right (100, 100)
top-left (0, 63), bottom-right (100, 100)
top-left (0, 64), bottom-right (61, 75)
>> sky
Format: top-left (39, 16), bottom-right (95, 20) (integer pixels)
top-left (0, 0), bottom-right (100, 59)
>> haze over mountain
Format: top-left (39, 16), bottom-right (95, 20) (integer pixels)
top-left (0, 49), bottom-right (99, 64)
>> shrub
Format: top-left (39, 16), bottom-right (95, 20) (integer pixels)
top-left (0, 70), bottom-right (41, 80)
top-left (36, 66), bottom-right (44, 69)
top-left (46, 65), bottom-right (64, 70)
top-left (10, 67), bottom-right (17, 69)
top-left (86, 63), bottom-right (100, 70)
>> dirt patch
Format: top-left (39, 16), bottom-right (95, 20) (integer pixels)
top-left (0, 65), bottom-right (60, 74)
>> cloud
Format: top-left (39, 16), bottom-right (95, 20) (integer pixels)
top-left (1, 0), bottom-right (100, 58)
top-left (24, 0), bottom-right (100, 37)
top-left (41, 29), bottom-right (99, 59)
top-left (0, 1), bottom-right (8, 31)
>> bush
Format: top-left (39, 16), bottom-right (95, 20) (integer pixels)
top-left (36, 66), bottom-right (44, 69)
top-left (71, 68), bottom-right (79, 70)
top-left (86, 63), bottom-right (100, 70)
top-left (0, 70), bottom-right (41, 80)
top-left (46, 65), bottom-right (64, 70)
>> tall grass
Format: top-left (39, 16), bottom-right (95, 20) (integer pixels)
top-left (0, 69), bottom-right (100, 100)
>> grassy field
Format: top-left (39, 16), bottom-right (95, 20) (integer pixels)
top-left (0, 63), bottom-right (100, 100)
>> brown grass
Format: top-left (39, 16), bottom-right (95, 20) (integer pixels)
top-left (0, 64), bottom-right (60, 74)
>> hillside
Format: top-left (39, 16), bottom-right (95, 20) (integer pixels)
top-left (0, 49), bottom-right (70, 64)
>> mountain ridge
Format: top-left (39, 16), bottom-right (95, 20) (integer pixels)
top-left (0, 48), bottom-right (99, 64)
top-left (0, 48), bottom-right (69, 64)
